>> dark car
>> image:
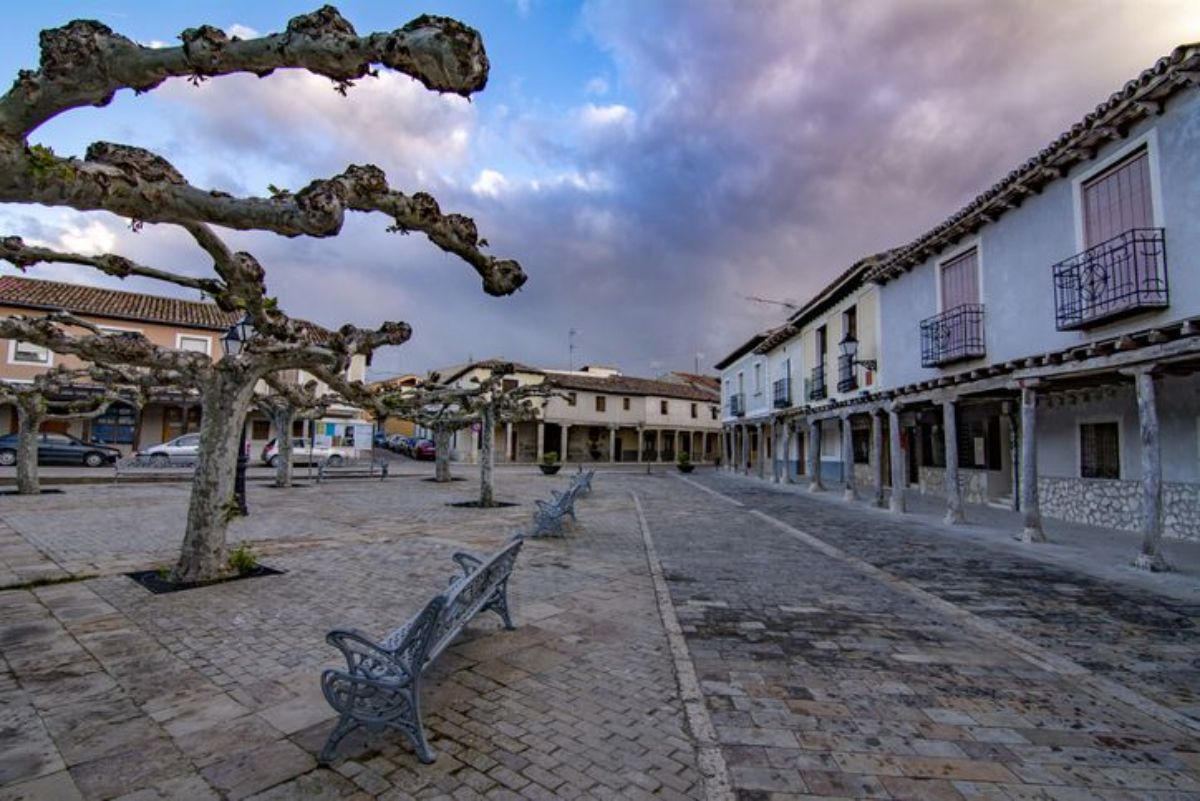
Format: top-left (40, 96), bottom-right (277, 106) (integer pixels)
top-left (412, 439), bottom-right (436, 460)
top-left (0, 432), bottom-right (122, 467)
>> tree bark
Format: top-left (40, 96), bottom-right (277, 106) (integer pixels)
top-left (15, 399), bottom-right (43, 495)
top-left (433, 426), bottom-right (453, 482)
top-left (171, 368), bottom-right (256, 583)
top-left (479, 406), bottom-right (495, 506)
top-left (273, 406), bottom-right (295, 488)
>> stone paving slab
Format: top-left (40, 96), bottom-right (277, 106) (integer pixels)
top-left (0, 472), bottom-right (703, 800)
top-left (634, 473), bottom-right (1200, 800)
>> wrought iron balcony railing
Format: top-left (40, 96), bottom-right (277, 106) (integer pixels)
top-left (920, 303), bottom-right (986, 368)
top-left (772, 378), bottom-right (790, 408)
top-left (807, 364), bottom-right (827, 401)
top-left (729, 393), bottom-right (745, 417)
top-left (836, 354), bottom-right (858, 393)
top-left (1052, 228), bottom-right (1168, 331)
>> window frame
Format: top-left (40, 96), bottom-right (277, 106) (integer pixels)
top-left (7, 339), bottom-right (53, 366)
top-left (935, 240), bottom-right (983, 314)
top-left (595, 395), bottom-right (606, 413)
top-left (176, 333), bottom-right (213, 355)
top-left (1077, 417), bottom-right (1123, 480)
top-left (1071, 130), bottom-right (1162, 254)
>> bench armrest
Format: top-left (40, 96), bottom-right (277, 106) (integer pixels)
top-left (325, 628), bottom-right (412, 682)
top-left (321, 668), bottom-right (414, 722)
top-left (452, 551), bottom-right (483, 577)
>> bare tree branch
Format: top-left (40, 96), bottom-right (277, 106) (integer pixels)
top-left (0, 7), bottom-right (489, 139)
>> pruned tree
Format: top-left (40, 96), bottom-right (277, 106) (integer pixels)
top-left (0, 365), bottom-right (145, 493)
top-left (255, 375), bottom-right (331, 488)
top-left (0, 7), bottom-right (524, 582)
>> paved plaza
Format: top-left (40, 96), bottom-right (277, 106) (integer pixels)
top-left (0, 466), bottom-right (1198, 799)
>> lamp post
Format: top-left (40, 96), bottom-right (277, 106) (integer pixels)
top-left (221, 315), bottom-right (254, 516)
top-left (837, 333), bottom-right (877, 372)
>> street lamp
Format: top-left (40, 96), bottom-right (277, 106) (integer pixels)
top-left (838, 333), bottom-right (877, 372)
top-left (221, 314), bottom-right (255, 516)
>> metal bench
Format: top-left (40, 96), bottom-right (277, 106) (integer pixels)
top-left (570, 468), bottom-right (594, 495)
top-left (113, 455), bottom-right (197, 483)
top-left (531, 482), bottom-right (583, 537)
top-left (315, 456), bottom-right (390, 483)
top-left (319, 536), bottom-right (524, 764)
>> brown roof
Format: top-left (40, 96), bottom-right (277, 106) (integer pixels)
top-left (0, 274), bottom-right (238, 330)
top-left (867, 42), bottom-right (1200, 282)
top-left (664, 371), bottom-right (721, 392)
top-left (546, 372), bottom-right (718, 402)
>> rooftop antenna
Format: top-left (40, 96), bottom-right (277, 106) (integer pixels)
top-left (568, 328), bottom-right (579, 370)
top-left (694, 351), bottom-right (706, 374)
top-left (738, 293), bottom-right (800, 311)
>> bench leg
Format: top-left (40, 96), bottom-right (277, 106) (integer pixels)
top-left (406, 690), bottom-right (436, 764)
top-left (486, 582), bottom-right (515, 630)
top-left (319, 713), bottom-right (359, 764)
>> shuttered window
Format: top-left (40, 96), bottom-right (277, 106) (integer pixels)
top-left (940, 248), bottom-right (979, 310)
top-left (1080, 422), bottom-right (1120, 479)
top-left (1082, 148), bottom-right (1152, 248)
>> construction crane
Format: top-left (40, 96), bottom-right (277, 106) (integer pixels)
top-left (739, 291), bottom-right (796, 309)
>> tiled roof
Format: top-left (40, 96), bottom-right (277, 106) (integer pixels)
top-left (546, 372), bottom-right (719, 402)
top-left (0, 275), bottom-right (238, 330)
top-left (664, 372), bottom-right (721, 392)
top-left (867, 42), bottom-right (1200, 282)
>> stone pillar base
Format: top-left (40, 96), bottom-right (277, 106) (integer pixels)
top-left (1014, 526), bottom-right (1046, 544)
top-left (1132, 552), bottom-right (1171, 572)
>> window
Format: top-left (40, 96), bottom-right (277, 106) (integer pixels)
top-left (690, 403), bottom-right (697, 419)
top-left (567, 392), bottom-right (577, 407)
top-left (10, 340), bottom-right (51, 365)
top-left (852, 427), bottom-right (870, 464)
top-left (816, 325), bottom-right (827, 359)
top-left (843, 306), bottom-right (857, 340)
top-left (623, 397), bottom-right (631, 411)
top-left (710, 406), bottom-right (718, 420)
top-left (1080, 422), bottom-right (1120, 479)
top-left (91, 402), bottom-right (136, 444)
top-left (1082, 148), bottom-right (1152, 248)
top-left (660, 400), bottom-right (669, 415)
top-left (177, 334), bottom-right (211, 355)
top-left (595, 396), bottom-right (606, 413)
top-left (753, 363), bottom-right (762, 395)
top-left (940, 247), bottom-right (979, 310)
top-left (252, 419), bottom-right (271, 439)
top-left (502, 378), bottom-right (519, 392)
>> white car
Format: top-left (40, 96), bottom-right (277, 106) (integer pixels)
top-left (139, 433), bottom-right (201, 466)
top-left (262, 437), bottom-right (353, 467)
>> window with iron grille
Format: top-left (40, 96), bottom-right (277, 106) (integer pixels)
top-left (1080, 422), bottom-right (1120, 479)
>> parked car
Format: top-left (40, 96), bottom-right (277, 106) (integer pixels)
top-left (387, 434), bottom-right (413, 454)
top-left (261, 437), bottom-right (354, 467)
top-left (412, 438), bottom-right (436, 461)
top-left (0, 432), bottom-right (122, 467)
top-left (373, 432), bottom-right (389, 449)
top-left (138, 433), bottom-right (201, 466)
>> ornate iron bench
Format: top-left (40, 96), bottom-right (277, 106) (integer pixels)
top-left (531, 482), bottom-right (583, 537)
top-left (570, 468), bottom-right (594, 495)
top-left (319, 536), bottom-right (523, 765)
top-left (315, 456), bottom-right (390, 483)
top-left (113, 454), bottom-right (197, 483)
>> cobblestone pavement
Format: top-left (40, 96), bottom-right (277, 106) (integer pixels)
top-left (0, 472), bottom-right (703, 800)
top-left (4, 469), bottom-right (1200, 800)
top-left (638, 472), bottom-right (1200, 800)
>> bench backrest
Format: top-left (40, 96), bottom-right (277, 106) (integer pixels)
top-left (426, 537), bottom-right (523, 663)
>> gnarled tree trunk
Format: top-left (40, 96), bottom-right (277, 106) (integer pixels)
top-left (15, 398), bottom-right (43, 495)
top-left (479, 406), bottom-right (495, 506)
top-left (433, 426), bottom-right (453, 482)
top-left (272, 405), bottom-right (295, 488)
top-left (171, 369), bottom-right (257, 583)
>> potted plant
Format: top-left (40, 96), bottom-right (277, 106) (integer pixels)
top-left (540, 451), bottom-right (562, 475)
top-left (676, 452), bottom-right (694, 473)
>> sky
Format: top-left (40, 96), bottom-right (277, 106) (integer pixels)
top-left (2, 1), bottom-right (1197, 381)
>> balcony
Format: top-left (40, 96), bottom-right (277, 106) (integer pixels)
top-left (1053, 228), bottom-right (1168, 331)
top-left (772, 378), bottom-right (791, 409)
top-left (920, 304), bottom-right (986, 368)
top-left (807, 364), bottom-right (827, 401)
top-left (836, 354), bottom-right (858, 393)
top-left (729, 393), bottom-right (745, 417)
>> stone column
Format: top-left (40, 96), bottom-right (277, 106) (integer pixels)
top-left (1017, 383), bottom-right (1046, 542)
top-left (756, 423), bottom-right (765, 479)
top-left (1131, 367), bottom-right (1169, 571)
top-left (561, 424), bottom-right (571, 463)
top-left (609, 426), bottom-right (617, 462)
top-left (887, 403), bottom-right (906, 514)
top-left (741, 425), bottom-right (750, 473)
top-left (871, 411), bottom-right (885, 508)
top-left (771, 423), bottom-right (781, 483)
top-left (841, 415), bottom-right (856, 501)
top-left (637, 427), bottom-right (644, 464)
top-left (808, 419), bottom-right (823, 492)
top-left (1007, 402), bottom-right (1020, 512)
top-left (655, 429), bottom-right (663, 462)
top-left (943, 399), bottom-right (966, 524)
top-left (536, 422), bottom-right (545, 463)
top-left (785, 421), bottom-right (796, 483)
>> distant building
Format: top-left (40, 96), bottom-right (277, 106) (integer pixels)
top-left (0, 275), bottom-right (371, 453)
top-left (422, 360), bottom-right (723, 464)
top-left (368, 374), bottom-right (421, 438)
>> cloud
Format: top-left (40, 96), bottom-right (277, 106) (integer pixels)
top-left (585, 76), bottom-right (609, 96)
top-left (471, 169), bottom-right (510, 198)
top-left (226, 24), bottom-right (259, 40)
